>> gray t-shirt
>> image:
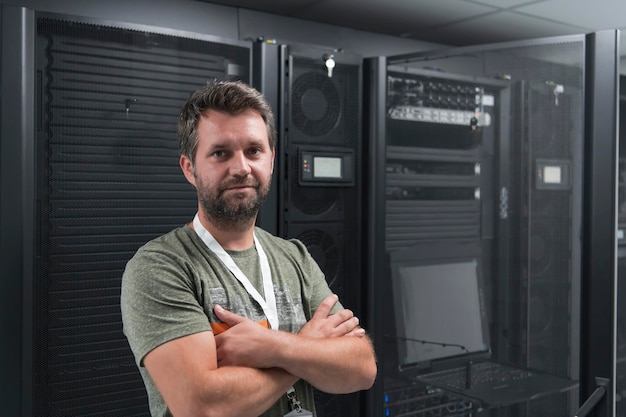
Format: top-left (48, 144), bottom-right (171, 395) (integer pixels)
top-left (121, 224), bottom-right (340, 417)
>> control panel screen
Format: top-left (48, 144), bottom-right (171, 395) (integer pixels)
top-left (543, 165), bottom-right (562, 184)
top-left (313, 156), bottom-right (342, 179)
top-left (535, 158), bottom-right (570, 190)
top-left (299, 147), bottom-right (354, 186)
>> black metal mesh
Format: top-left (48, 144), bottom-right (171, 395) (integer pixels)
top-left (35, 17), bottom-right (249, 417)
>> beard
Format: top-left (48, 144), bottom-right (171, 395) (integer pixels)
top-left (196, 175), bottom-right (271, 231)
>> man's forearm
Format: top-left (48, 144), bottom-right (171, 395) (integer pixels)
top-left (269, 331), bottom-right (377, 393)
top-left (178, 366), bottom-right (298, 417)
top-left (212, 366), bottom-right (296, 416)
top-left (144, 330), bottom-right (300, 417)
top-left (213, 299), bottom-right (377, 394)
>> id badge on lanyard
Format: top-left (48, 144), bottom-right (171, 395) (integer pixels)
top-left (284, 387), bottom-right (313, 417)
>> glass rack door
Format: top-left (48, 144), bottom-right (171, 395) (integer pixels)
top-left (364, 31), bottom-right (619, 417)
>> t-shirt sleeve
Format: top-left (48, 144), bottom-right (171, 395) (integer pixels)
top-left (120, 244), bottom-right (212, 367)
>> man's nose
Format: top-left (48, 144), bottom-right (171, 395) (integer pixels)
top-left (230, 152), bottom-right (251, 176)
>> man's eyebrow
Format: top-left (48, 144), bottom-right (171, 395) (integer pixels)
top-left (205, 140), bottom-right (267, 152)
top-left (207, 141), bottom-right (231, 149)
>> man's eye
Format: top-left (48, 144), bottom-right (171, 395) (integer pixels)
top-left (212, 150), bottom-right (225, 157)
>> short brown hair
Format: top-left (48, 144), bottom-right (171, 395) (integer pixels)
top-left (177, 80), bottom-right (277, 162)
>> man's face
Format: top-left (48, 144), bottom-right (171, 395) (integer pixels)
top-left (180, 108), bottom-right (275, 229)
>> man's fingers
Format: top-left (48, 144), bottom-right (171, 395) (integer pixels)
top-left (312, 294), bottom-right (339, 320)
top-left (214, 304), bottom-right (245, 326)
top-left (345, 327), bottom-right (366, 337)
top-left (331, 308), bottom-right (354, 325)
top-left (336, 315), bottom-right (359, 333)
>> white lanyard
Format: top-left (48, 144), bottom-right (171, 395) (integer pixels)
top-left (192, 213), bottom-right (278, 330)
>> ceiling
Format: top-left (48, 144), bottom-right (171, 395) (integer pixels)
top-left (197, 0), bottom-right (626, 58)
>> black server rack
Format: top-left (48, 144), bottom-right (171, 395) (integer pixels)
top-left (4, 11), bottom-right (252, 416)
top-left (254, 39), bottom-right (366, 416)
top-left (363, 34), bottom-right (608, 417)
top-left (377, 65), bottom-right (509, 417)
top-left (276, 42), bottom-right (366, 417)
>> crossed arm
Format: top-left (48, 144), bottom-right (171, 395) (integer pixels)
top-left (143, 294), bottom-right (377, 417)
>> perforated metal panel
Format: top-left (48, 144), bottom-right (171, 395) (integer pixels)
top-left (519, 83), bottom-right (581, 377)
top-left (35, 17), bottom-right (250, 416)
top-left (281, 46), bottom-right (362, 304)
top-left (288, 54), bottom-right (359, 146)
top-left (281, 46), bottom-right (363, 417)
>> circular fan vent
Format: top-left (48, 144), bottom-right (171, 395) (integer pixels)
top-left (296, 229), bottom-right (340, 288)
top-left (527, 285), bottom-right (570, 374)
top-left (290, 182), bottom-right (338, 216)
top-left (528, 285), bottom-right (554, 337)
top-left (529, 225), bottom-right (554, 276)
top-left (529, 97), bottom-right (569, 156)
top-left (291, 71), bottom-right (341, 137)
top-left (529, 193), bottom-right (570, 233)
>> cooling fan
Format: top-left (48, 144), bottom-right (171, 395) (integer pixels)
top-left (288, 152), bottom-right (340, 217)
top-left (528, 223), bottom-right (555, 277)
top-left (528, 90), bottom-right (571, 157)
top-left (295, 228), bottom-right (341, 290)
top-left (291, 71), bottom-right (341, 138)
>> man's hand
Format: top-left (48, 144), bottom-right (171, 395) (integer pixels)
top-left (298, 294), bottom-right (365, 339)
top-left (213, 295), bottom-right (376, 394)
top-left (213, 294), bottom-right (364, 368)
top-left (213, 304), bottom-right (277, 368)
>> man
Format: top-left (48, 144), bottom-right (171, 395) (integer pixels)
top-left (121, 80), bottom-right (377, 417)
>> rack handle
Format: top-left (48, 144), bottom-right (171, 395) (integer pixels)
top-left (574, 377), bottom-right (609, 417)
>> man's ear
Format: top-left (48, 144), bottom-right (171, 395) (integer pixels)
top-left (180, 155), bottom-right (197, 187)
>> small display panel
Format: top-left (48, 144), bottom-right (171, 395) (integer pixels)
top-left (535, 159), bottom-right (570, 190)
top-left (543, 165), bottom-right (562, 184)
top-left (313, 156), bottom-right (342, 179)
top-left (299, 147), bottom-right (354, 186)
